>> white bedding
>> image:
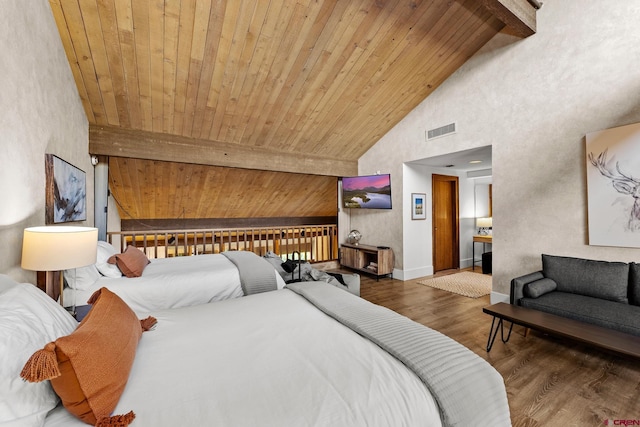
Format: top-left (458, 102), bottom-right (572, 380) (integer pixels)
top-left (65, 254), bottom-right (286, 315)
top-left (45, 288), bottom-right (443, 427)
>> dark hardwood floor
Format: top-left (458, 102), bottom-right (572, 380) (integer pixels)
top-left (354, 269), bottom-right (640, 427)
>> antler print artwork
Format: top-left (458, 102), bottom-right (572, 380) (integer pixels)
top-left (588, 149), bottom-right (640, 232)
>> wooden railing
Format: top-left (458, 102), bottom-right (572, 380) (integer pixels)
top-left (107, 224), bottom-right (339, 262)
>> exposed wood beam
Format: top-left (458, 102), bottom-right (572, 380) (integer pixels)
top-left (89, 125), bottom-right (357, 177)
top-left (479, 0), bottom-right (537, 37)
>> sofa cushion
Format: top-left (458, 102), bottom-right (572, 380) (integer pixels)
top-left (510, 271), bottom-right (545, 305)
top-left (630, 263), bottom-right (640, 306)
top-left (520, 291), bottom-right (640, 336)
top-left (542, 254), bottom-right (629, 303)
top-left (523, 278), bottom-right (557, 299)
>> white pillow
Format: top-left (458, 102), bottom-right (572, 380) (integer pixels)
top-left (0, 275), bottom-right (77, 427)
top-left (95, 241), bottom-right (122, 278)
top-left (63, 264), bottom-right (100, 291)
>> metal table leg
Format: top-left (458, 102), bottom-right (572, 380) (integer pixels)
top-left (486, 316), bottom-right (514, 352)
top-left (472, 240), bottom-right (475, 271)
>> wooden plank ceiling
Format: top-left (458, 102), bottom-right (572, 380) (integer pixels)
top-left (49, 0), bottom-right (535, 223)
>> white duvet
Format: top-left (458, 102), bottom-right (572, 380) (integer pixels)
top-left (66, 254), bottom-right (286, 315)
top-left (44, 289), bottom-right (443, 427)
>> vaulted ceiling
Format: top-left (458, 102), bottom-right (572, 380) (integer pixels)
top-left (49, 0), bottom-right (535, 222)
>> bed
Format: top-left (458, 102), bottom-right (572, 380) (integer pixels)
top-left (2, 273), bottom-right (511, 427)
top-left (63, 242), bottom-right (286, 314)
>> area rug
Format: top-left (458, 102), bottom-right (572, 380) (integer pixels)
top-left (417, 272), bottom-right (492, 298)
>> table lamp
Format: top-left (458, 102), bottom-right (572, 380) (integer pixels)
top-left (21, 226), bottom-right (98, 316)
top-left (476, 217), bottom-right (493, 235)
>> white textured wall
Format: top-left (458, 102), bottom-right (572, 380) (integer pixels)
top-left (356, 0), bottom-right (640, 296)
top-left (401, 164), bottom-right (433, 279)
top-left (0, 0), bottom-right (90, 282)
top-left (399, 164), bottom-right (477, 280)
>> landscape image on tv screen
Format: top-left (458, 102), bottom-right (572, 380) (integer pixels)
top-left (342, 174), bottom-right (392, 209)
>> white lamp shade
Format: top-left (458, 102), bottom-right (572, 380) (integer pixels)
top-left (476, 217), bottom-right (493, 228)
top-left (22, 226), bottom-right (98, 271)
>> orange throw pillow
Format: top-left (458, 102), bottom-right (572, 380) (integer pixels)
top-left (21, 288), bottom-right (156, 426)
top-left (108, 245), bottom-right (150, 278)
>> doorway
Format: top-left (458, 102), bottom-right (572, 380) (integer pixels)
top-left (432, 174), bottom-right (460, 272)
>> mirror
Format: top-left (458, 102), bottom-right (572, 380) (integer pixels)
top-left (474, 184), bottom-right (492, 218)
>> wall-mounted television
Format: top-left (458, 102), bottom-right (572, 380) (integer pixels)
top-left (342, 174), bottom-right (392, 209)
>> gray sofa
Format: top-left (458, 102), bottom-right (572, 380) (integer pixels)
top-left (511, 254), bottom-right (640, 337)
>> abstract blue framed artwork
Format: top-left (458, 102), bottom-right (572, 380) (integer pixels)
top-left (45, 154), bottom-right (87, 224)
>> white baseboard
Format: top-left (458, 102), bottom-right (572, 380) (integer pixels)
top-left (460, 257), bottom-right (474, 269)
top-left (392, 266), bottom-right (433, 281)
top-left (490, 291), bottom-right (509, 304)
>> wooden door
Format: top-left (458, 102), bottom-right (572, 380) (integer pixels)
top-left (432, 174), bottom-right (460, 272)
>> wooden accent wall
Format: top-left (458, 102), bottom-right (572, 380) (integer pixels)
top-left (109, 157), bottom-right (338, 222)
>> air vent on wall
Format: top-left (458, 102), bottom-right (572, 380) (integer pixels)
top-left (426, 122), bottom-right (456, 140)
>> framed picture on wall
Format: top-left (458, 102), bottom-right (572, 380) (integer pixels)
top-left (45, 154), bottom-right (87, 224)
top-left (411, 193), bottom-right (426, 220)
top-left (586, 122), bottom-right (640, 248)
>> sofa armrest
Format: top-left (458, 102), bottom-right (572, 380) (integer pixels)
top-left (510, 271), bottom-right (544, 305)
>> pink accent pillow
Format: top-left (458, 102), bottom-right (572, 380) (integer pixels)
top-left (107, 245), bottom-right (150, 278)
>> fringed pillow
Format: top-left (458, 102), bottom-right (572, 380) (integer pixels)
top-left (21, 288), bottom-right (156, 427)
top-left (107, 245), bottom-right (150, 278)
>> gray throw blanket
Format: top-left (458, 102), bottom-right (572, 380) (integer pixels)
top-left (286, 282), bottom-right (511, 427)
top-left (222, 251), bottom-right (278, 295)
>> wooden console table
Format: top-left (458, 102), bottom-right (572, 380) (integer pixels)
top-left (483, 302), bottom-right (640, 358)
top-left (472, 235), bottom-right (492, 271)
top-left (340, 243), bottom-right (393, 280)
